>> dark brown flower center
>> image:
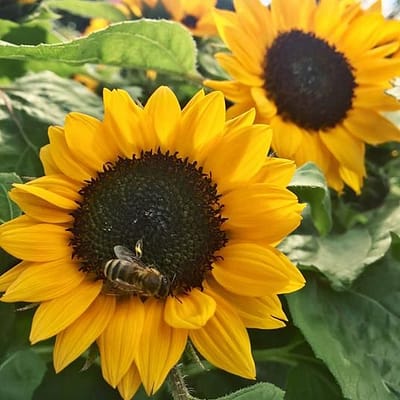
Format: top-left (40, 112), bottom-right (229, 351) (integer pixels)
top-left (264, 29), bottom-right (356, 131)
top-left (69, 150), bottom-right (227, 296)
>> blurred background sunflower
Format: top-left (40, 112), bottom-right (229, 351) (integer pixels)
top-left (206, 0), bottom-right (400, 193)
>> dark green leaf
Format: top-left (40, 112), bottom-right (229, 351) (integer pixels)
top-left (285, 363), bottom-right (343, 400)
top-left (289, 162), bottom-right (332, 236)
top-left (0, 303), bottom-right (16, 354)
top-left (288, 259), bottom-right (400, 400)
top-left (0, 172), bottom-right (22, 224)
top-left (0, 71), bottom-right (103, 176)
top-left (45, 0), bottom-right (126, 22)
top-left (280, 197), bottom-right (400, 288)
top-left (0, 20), bottom-right (198, 76)
top-left (0, 348), bottom-right (47, 400)
top-left (219, 383), bottom-right (285, 400)
top-left (33, 358), bottom-right (121, 400)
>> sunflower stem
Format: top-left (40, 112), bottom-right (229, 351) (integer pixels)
top-left (185, 341), bottom-right (208, 371)
top-left (168, 364), bottom-right (201, 400)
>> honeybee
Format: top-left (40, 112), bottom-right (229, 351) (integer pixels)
top-left (103, 239), bottom-right (171, 298)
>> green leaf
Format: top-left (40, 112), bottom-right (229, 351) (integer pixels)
top-left (288, 162), bottom-right (332, 236)
top-left (280, 197), bottom-right (400, 289)
top-left (45, 0), bottom-right (127, 22)
top-left (0, 172), bottom-right (22, 224)
top-left (287, 258), bottom-right (400, 400)
top-left (0, 303), bottom-right (16, 354)
top-left (0, 349), bottom-right (47, 400)
top-left (219, 383), bottom-right (285, 400)
top-left (285, 363), bottom-right (343, 400)
top-left (0, 20), bottom-right (198, 76)
top-left (0, 71), bottom-right (103, 176)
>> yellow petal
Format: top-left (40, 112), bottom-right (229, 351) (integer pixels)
top-left (270, 116), bottom-right (304, 159)
top-left (344, 108), bottom-right (400, 145)
top-left (223, 183), bottom-right (304, 243)
top-left (206, 278), bottom-right (287, 329)
top-left (251, 157), bottom-right (296, 187)
top-left (117, 363), bottom-right (142, 400)
top-left (64, 112), bottom-right (112, 171)
top-left (0, 261), bottom-right (28, 292)
top-left (48, 126), bottom-right (93, 182)
top-left (30, 279), bottom-right (102, 344)
top-left (10, 184), bottom-right (77, 223)
top-left (203, 124), bottom-right (272, 193)
top-left (224, 108), bottom-right (256, 131)
top-left (98, 297), bottom-right (144, 387)
top-left (178, 91), bottom-right (226, 156)
top-left (320, 126), bottom-right (366, 177)
top-left (1, 259), bottom-right (85, 302)
top-left (136, 298), bottom-right (188, 395)
top-left (164, 288), bottom-right (216, 329)
top-left (212, 242), bottom-right (304, 297)
top-left (339, 165), bottom-right (364, 194)
top-left (0, 224), bottom-right (72, 262)
top-left (54, 295), bottom-right (116, 372)
top-left (102, 88), bottom-right (142, 157)
top-left (40, 144), bottom-right (62, 175)
top-left (189, 293), bottom-right (255, 379)
top-left (144, 86), bottom-right (181, 151)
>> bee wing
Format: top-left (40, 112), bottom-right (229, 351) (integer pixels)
top-left (113, 245), bottom-right (136, 262)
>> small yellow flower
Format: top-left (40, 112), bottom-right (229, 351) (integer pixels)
top-left (0, 87), bottom-right (304, 399)
top-left (206, 0), bottom-right (400, 193)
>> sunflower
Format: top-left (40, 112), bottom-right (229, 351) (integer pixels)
top-left (0, 87), bottom-right (304, 399)
top-left (136, 0), bottom-right (219, 36)
top-left (205, 0), bottom-right (400, 193)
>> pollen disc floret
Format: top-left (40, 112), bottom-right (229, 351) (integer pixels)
top-left (265, 29), bottom-right (356, 131)
top-left (206, 0), bottom-right (400, 194)
top-left (0, 87), bottom-right (305, 400)
top-left (70, 150), bottom-right (227, 294)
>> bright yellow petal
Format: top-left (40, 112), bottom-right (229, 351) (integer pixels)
top-left (203, 124), bottom-right (272, 193)
top-left (339, 165), bottom-right (364, 194)
top-left (136, 298), bottom-right (188, 395)
top-left (189, 292), bottom-right (255, 379)
top-left (1, 259), bottom-right (85, 302)
top-left (270, 116), bottom-right (304, 159)
top-left (344, 108), bottom-right (400, 144)
top-left (64, 112), bottom-right (112, 171)
top-left (0, 261), bottom-right (28, 292)
top-left (251, 157), bottom-right (296, 187)
top-left (98, 297), bottom-right (144, 388)
top-left (212, 242), bottom-right (304, 297)
top-left (205, 278), bottom-right (287, 329)
top-left (48, 126), bottom-right (93, 182)
top-left (222, 183), bottom-right (304, 243)
top-left (144, 86), bottom-right (182, 151)
top-left (178, 91), bottom-right (226, 156)
top-left (40, 144), bottom-right (62, 175)
top-left (164, 288), bottom-right (216, 329)
top-left (102, 88), bottom-right (143, 157)
top-left (117, 363), bottom-right (142, 400)
top-left (320, 126), bottom-right (366, 177)
top-left (0, 224), bottom-right (71, 262)
top-left (30, 279), bottom-right (102, 344)
top-left (54, 294), bottom-right (116, 372)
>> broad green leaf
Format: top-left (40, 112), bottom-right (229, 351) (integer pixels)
top-left (288, 162), bottom-right (332, 236)
top-left (280, 197), bottom-right (400, 288)
top-left (33, 358), bottom-right (121, 400)
top-left (285, 363), bottom-right (343, 400)
top-left (288, 257), bottom-right (400, 400)
top-left (0, 303), bottom-right (16, 354)
top-left (219, 383), bottom-right (285, 400)
top-left (0, 71), bottom-right (103, 176)
top-left (0, 349), bottom-right (47, 400)
top-left (0, 172), bottom-right (22, 224)
top-left (45, 0), bottom-right (126, 21)
top-left (0, 20), bottom-right (198, 76)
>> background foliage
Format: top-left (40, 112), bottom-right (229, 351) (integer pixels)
top-left (0, 0), bottom-right (400, 399)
